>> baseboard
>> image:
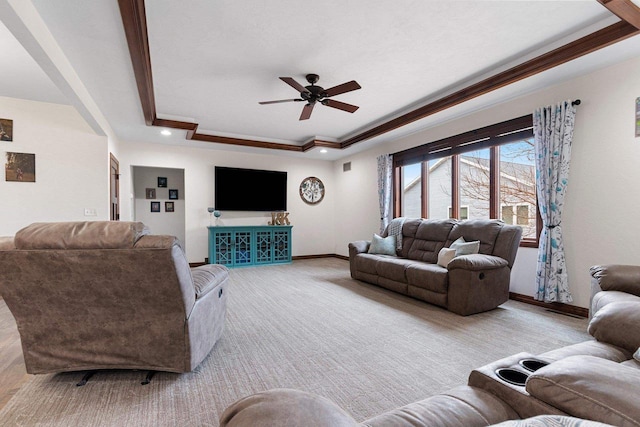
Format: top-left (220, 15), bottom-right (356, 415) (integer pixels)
top-left (193, 254), bottom-right (348, 267)
top-left (292, 254), bottom-right (349, 261)
top-left (509, 292), bottom-right (589, 318)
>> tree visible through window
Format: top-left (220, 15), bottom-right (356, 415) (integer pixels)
top-left (394, 115), bottom-right (539, 246)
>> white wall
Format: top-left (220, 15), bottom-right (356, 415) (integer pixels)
top-left (334, 55), bottom-right (640, 309)
top-left (132, 166), bottom-right (185, 244)
top-left (0, 96), bottom-right (108, 235)
top-left (118, 141), bottom-right (336, 262)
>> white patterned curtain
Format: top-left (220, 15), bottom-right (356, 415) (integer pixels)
top-left (533, 100), bottom-right (576, 303)
top-left (377, 154), bottom-right (393, 233)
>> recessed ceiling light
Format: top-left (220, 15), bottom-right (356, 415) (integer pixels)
top-left (320, 149), bottom-right (328, 153)
top-left (161, 129), bottom-right (172, 136)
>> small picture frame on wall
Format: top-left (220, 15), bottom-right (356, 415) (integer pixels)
top-left (146, 188), bottom-right (156, 199)
top-left (169, 189), bottom-right (178, 200)
top-left (0, 118), bottom-right (13, 141)
top-left (157, 177), bottom-right (167, 187)
top-left (165, 202), bottom-right (175, 212)
top-left (151, 201), bottom-right (161, 212)
top-left (636, 97), bottom-right (640, 137)
top-left (5, 152), bottom-right (35, 182)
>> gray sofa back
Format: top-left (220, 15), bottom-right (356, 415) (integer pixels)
top-left (388, 218), bottom-right (522, 268)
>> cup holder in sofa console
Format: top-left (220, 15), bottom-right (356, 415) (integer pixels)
top-left (518, 359), bottom-right (549, 372)
top-left (495, 368), bottom-right (529, 386)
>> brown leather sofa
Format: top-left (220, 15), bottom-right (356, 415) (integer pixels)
top-left (219, 264), bottom-right (640, 427)
top-left (0, 221), bottom-right (229, 374)
top-left (349, 219), bottom-right (522, 315)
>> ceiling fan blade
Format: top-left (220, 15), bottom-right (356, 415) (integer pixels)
top-left (323, 99), bottom-right (359, 113)
top-left (280, 77), bottom-right (310, 94)
top-left (259, 99), bottom-right (303, 105)
top-left (299, 103), bottom-right (315, 120)
top-left (324, 80), bottom-right (361, 97)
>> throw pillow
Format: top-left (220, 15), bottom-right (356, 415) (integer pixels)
top-left (449, 236), bottom-right (466, 249)
top-left (368, 234), bottom-right (396, 256)
top-left (437, 247), bottom-right (456, 268)
top-left (635, 348), bottom-right (640, 362)
top-left (454, 240), bottom-right (480, 256)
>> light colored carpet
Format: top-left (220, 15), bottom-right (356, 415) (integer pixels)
top-left (0, 258), bottom-right (589, 426)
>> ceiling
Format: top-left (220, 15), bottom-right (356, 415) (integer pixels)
top-left (1, 1), bottom-right (640, 160)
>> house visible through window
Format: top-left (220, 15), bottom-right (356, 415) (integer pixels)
top-left (393, 115), bottom-right (540, 247)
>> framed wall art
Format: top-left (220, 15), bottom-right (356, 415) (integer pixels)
top-left (146, 188), bottom-right (156, 199)
top-left (157, 177), bottom-right (167, 187)
top-left (169, 189), bottom-right (178, 200)
top-left (5, 152), bottom-right (35, 182)
top-left (0, 118), bottom-right (13, 141)
top-left (165, 202), bottom-right (175, 212)
top-left (151, 201), bottom-right (161, 212)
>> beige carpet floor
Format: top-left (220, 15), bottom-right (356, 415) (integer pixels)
top-left (0, 258), bottom-right (590, 426)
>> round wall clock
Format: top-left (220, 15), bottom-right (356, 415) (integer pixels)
top-left (299, 176), bottom-right (325, 205)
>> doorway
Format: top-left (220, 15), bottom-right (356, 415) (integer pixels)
top-left (110, 153), bottom-right (120, 221)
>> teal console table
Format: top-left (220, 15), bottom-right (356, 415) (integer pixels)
top-left (207, 225), bottom-right (292, 268)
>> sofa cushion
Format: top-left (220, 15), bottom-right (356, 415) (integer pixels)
top-left (0, 236), bottom-right (15, 250)
top-left (590, 264), bottom-right (640, 297)
top-left (591, 290), bottom-right (640, 315)
top-left (404, 219), bottom-right (455, 262)
top-left (376, 257), bottom-right (416, 283)
top-left (355, 253), bottom-right (383, 275)
top-left (447, 220), bottom-right (503, 255)
top-left (406, 262), bottom-right (448, 293)
top-left (362, 385), bottom-right (518, 427)
top-left (526, 355), bottom-right (640, 427)
top-left (588, 301), bottom-right (640, 352)
top-left (15, 221), bottom-right (149, 250)
top-left (492, 416), bottom-right (613, 427)
top-left (368, 234), bottom-right (396, 256)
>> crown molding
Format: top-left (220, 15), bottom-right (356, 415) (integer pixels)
top-left (118, 1), bottom-right (639, 153)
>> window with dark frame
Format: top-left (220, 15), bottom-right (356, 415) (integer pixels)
top-left (392, 115), bottom-right (540, 248)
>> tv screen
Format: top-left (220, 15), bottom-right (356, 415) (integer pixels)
top-left (215, 166), bottom-right (287, 211)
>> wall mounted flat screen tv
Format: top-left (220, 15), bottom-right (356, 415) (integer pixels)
top-left (215, 166), bottom-right (287, 211)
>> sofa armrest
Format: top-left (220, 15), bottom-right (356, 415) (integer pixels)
top-left (448, 254), bottom-right (508, 272)
top-left (219, 388), bottom-right (358, 427)
top-left (590, 264), bottom-right (640, 297)
top-left (349, 240), bottom-right (370, 255)
top-left (526, 355), bottom-right (640, 427)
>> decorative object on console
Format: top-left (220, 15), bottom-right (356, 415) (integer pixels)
top-left (165, 202), bottom-right (174, 212)
top-left (151, 201), bottom-right (160, 212)
top-left (299, 176), bottom-right (325, 205)
top-left (157, 176), bottom-right (167, 187)
top-left (5, 152), bottom-right (35, 182)
top-left (0, 118), bottom-right (13, 141)
top-left (268, 212), bottom-right (290, 225)
top-left (145, 188), bottom-right (156, 199)
top-left (169, 189), bottom-right (178, 199)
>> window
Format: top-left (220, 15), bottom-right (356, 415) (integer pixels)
top-left (449, 206), bottom-right (468, 220)
top-left (402, 163), bottom-right (422, 218)
top-left (393, 115), bottom-right (540, 247)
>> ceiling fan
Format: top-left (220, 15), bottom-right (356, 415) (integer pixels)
top-left (259, 74), bottom-right (361, 120)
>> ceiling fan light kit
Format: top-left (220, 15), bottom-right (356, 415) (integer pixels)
top-left (259, 74), bottom-right (361, 120)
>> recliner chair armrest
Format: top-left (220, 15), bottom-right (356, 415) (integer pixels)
top-left (448, 254), bottom-right (508, 272)
top-left (349, 240), bottom-right (370, 255)
top-left (219, 388), bottom-right (358, 427)
top-left (590, 264), bottom-right (640, 297)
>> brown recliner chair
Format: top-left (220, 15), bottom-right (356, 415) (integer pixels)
top-left (0, 221), bottom-right (229, 375)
